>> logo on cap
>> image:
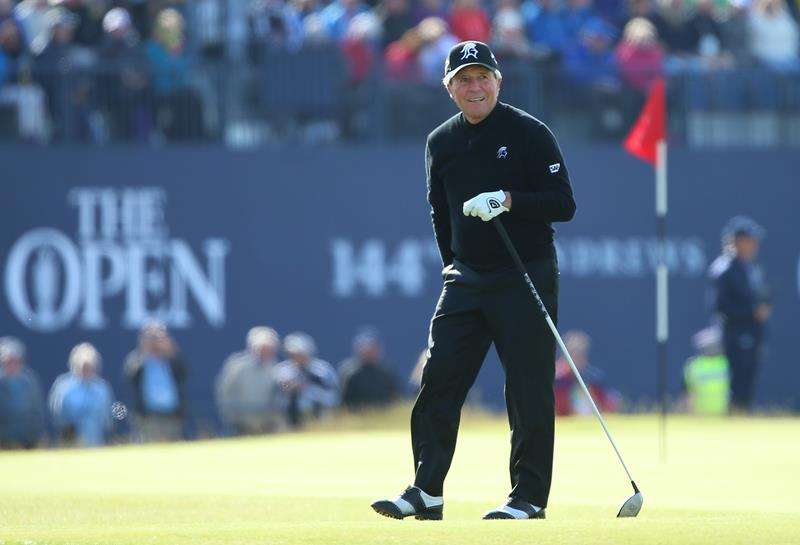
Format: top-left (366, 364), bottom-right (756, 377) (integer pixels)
top-left (460, 42), bottom-right (479, 60)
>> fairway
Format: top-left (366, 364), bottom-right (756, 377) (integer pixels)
top-left (1, 413), bottom-right (798, 545)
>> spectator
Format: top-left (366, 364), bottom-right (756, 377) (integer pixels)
top-left (97, 7), bottom-right (152, 142)
top-left (48, 343), bottom-right (114, 447)
top-left (247, 0), bottom-right (305, 59)
top-left (13, 0), bottom-right (49, 54)
top-left (124, 320), bottom-right (187, 442)
top-left (721, 0), bottom-right (752, 64)
top-left (317, 0), bottom-right (369, 42)
top-left (1, 16), bottom-right (26, 73)
top-left (379, 0), bottom-right (414, 47)
top-left (615, 17), bottom-right (664, 92)
top-left (417, 16), bottom-right (458, 84)
top-left (687, 0), bottom-right (733, 69)
top-left (0, 16), bottom-right (49, 142)
top-left (1, 1), bottom-right (27, 64)
top-left (682, 326), bottom-right (730, 415)
top-left (448, 0), bottom-right (492, 42)
top-left (622, 0), bottom-right (670, 50)
top-left (655, 0), bottom-right (697, 56)
top-left (384, 26), bottom-right (422, 81)
top-left (524, 0), bottom-right (569, 60)
top-left (563, 17), bottom-right (619, 88)
top-left (492, 0), bottom-right (535, 59)
top-left (58, 0), bottom-right (104, 48)
top-left (274, 332), bottom-right (338, 428)
top-left (123, 0), bottom-right (187, 43)
top-left (146, 8), bottom-right (205, 141)
top-left (338, 328), bottom-right (399, 410)
top-left (342, 11), bottom-right (382, 85)
top-left (33, 7), bottom-right (97, 142)
top-left (0, 337), bottom-right (45, 449)
top-left (554, 330), bottom-right (620, 415)
top-left (215, 326), bottom-right (287, 435)
top-left (749, 0), bottom-right (800, 71)
top-left (564, 0), bottom-right (599, 43)
top-left (414, 0), bottom-right (449, 24)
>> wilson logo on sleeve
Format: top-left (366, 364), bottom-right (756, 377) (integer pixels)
top-left (549, 163), bottom-right (561, 174)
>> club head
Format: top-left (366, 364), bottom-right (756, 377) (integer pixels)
top-left (616, 492), bottom-right (643, 518)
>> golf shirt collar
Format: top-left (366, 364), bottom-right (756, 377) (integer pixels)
top-left (461, 101), bottom-right (503, 132)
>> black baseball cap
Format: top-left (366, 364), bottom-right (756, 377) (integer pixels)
top-left (443, 41), bottom-right (501, 86)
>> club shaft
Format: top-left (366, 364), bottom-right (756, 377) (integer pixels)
top-left (492, 219), bottom-right (637, 485)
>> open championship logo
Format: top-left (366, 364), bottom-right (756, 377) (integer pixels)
top-left (3, 187), bottom-right (230, 332)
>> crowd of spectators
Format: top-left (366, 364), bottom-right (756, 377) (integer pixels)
top-left (0, 321), bottom-right (401, 449)
top-left (0, 0), bottom-right (798, 143)
top-left (0, 0), bottom-right (206, 143)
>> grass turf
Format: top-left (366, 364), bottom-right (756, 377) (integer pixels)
top-left (1, 411), bottom-right (798, 545)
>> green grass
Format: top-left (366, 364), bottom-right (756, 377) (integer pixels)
top-left (1, 411), bottom-right (798, 545)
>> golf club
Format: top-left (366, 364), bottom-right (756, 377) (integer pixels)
top-left (492, 218), bottom-right (644, 518)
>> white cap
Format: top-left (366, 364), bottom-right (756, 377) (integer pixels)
top-left (247, 326), bottom-right (279, 350)
top-left (284, 332), bottom-right (316, 357)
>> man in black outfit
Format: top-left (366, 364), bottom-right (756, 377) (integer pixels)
top-left (708, 216), bottom-right (771, 413)
top-left (372, 40), bottom-right (576, 521)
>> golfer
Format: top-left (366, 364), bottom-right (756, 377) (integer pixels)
top-left (372, 41), bottom-right (576, 521)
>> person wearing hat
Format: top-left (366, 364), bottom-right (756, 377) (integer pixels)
top-left (371, 40), bottom-right (576, 521)
top-left (682, 326), bottom-right (730, 416)
top-left (708, 215), bottom-right (771, 413)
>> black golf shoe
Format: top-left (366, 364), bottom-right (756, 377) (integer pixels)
top-left (483, 498), bottom-right (545, 520)
top-left (371, 486), bottom-right (444, 520)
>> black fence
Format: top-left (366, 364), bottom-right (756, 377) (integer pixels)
top-left (1, 48), bottom-right (799, 147)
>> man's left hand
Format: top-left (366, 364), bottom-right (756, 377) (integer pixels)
top-left (463, 190), bottom-right (510, 221)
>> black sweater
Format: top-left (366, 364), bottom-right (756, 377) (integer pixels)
top-left (426, 102), bottom-right (576, 272)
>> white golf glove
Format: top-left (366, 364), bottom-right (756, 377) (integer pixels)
top-left (462, 190), bottom-right (509, 222)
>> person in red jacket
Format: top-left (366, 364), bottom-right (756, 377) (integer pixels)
top-left (448, 0), bottom-right (491, 42)
top-left (615, 17), bottom-right (664, 92)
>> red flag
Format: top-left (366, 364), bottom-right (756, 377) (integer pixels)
top-left (624, 78), bottom-right (666, 166)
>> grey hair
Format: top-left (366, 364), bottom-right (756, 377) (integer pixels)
top-left (68, 342), bottom-right (101, 374)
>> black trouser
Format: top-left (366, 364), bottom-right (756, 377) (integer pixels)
top-left (411, 257), bottom-right (558, 507)
top-left (723, 325), bottom-right (762, 412)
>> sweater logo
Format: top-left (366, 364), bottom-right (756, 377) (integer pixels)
top-left (549, 163), bottom-right (561, 173)
top-left (497, 146), bottom-right (508, 159)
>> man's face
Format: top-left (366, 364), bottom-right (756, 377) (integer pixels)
top-left (1, 355), bottom-right (23, 375)
top-left (254, 344), bottom-right (277, 362)
top-left (290, 351), bottom-right (310, 366)
top-left (77, 360), bottom-right (97, 379)
top-left (357, 342), bottom-right (381, 364)
top-left (447, 66), bottom-right (500, 124)
top-left (734, 235), bottom-right (759, 261)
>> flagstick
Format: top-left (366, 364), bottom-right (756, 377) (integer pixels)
top-left (656, 139), bottom-right (668, 463)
